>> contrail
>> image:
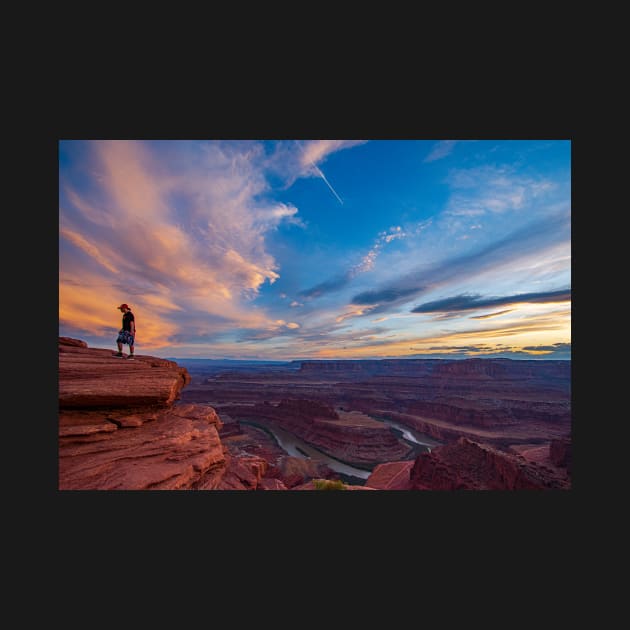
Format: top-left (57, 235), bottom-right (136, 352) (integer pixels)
top-left (309, 159), bottom-right (344, 205)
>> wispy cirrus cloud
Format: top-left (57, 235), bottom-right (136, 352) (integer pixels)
top-left (443, 164), bottom-right (556, 218)
top-left (299, 221), bottom-right (431, 300)
top-left (423, 140), bottom-right (457, 163)
top-left (60, 227), bottom-right (120, 274)
top-left (59, 140), bottom-right (308, 349)
top-left (350, 210), bottom-right (570, 312)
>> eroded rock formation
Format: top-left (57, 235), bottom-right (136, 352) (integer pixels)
top-left (367, 437), bottom-right (571, 490)
top-left (59, 338), bottom-right (229, 489)
top-left (219, 398), bottom-right (413, 467)
top-left (407, 437), bottom-right (570, 490)
top-left (58, 338), bottom-right (348, 490)
top-left (58, 339), bottom-right (571, 490)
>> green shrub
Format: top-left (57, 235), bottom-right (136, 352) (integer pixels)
top-left (312, 478), bottom-right (347, 491)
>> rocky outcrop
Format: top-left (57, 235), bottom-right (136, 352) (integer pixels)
top-left (408, 437), bottom-right (570, 490)
top-left (59, 336), bottom-right (88, 348)
top-left (366, 461), bottom-right (415, 490)
top-left (59, 338), bottom-right (263, 490)
top-left (363, 436), bottom-right (573, 490)
top-left (215, 452), bottom-right (270, 490)
top-left (59, 339), bottom-right (190, 408)
top-left (58, 339), bottom-right (353, 491)
top-left (59, 402), bottom-right (227, 490)
top-left (266, 456), bottom-right (341, 489)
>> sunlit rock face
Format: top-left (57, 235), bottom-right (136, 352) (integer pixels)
top-left (58, 337), bottom-right (227, 490)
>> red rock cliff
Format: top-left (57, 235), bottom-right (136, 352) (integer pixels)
top-left (408, 437), bottom-right (570, 490)
top-left (59, 338), bottom-right (229, 489)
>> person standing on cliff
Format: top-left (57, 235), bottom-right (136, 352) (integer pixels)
top-left (113, 303), bottom-right (136, 359)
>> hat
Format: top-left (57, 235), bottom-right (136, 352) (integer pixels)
top-left (117, 303), bottom-right (130, 310)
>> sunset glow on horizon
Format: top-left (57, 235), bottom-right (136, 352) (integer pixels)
top-left (59, 139), bottom-right (571, 360)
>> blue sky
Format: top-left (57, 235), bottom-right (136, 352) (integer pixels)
top-left (59, 139), bottom-right (571, 360)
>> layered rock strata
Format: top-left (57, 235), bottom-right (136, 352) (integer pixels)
top-left (58, 338), bottom-right (351, 490)
top-left (219, 398), bottom-right (413, 467)
top-left (366, 437), bottom-right (570, 490)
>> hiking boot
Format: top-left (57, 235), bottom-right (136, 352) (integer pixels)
top-left (125, 354), bottom-right (135, 360)
top-left (112, 352), bottom-right (124, 358)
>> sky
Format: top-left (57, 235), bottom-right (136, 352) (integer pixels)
top-left (59, 139), bottom-right (571, 361)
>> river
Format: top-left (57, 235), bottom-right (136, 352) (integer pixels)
top-left (240, 416), bottom-right (441, 484)
top-left (242, 420), bottom-right (372, 480)
top-left (375, 417), bottom-right (442, 451)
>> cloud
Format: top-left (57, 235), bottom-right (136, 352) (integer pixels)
top-left (310, 310), bottom-right (570, 359)
top-left (299, 222), bottom-right (430, 301)
top-left (60, 228), bottom-right (119, 274)
top-left (521, 342), bottom-right (571, 353)
top-left (266, 140), bottom-right (367, 190)
top-left (471, 309), bottom-right (514, 320)
top-left (411, 289), bottom-right (571, 314)
top-left (352, 286), bottom-right (422, 305)
top-left (335, 306), bottom-right (378, 323)
top-left (299, 272), bottom-right (353, 299)
top-left (350, 210), bottom-right (570, 311)
top-left (443, 165), bottom-right (556, 218)
top-left (423, 140), bottom-right (457, 163)
top-left (299, 140), bottom-right (367, 170)
top-left (59, 140), bottom-right (307, 350)
top-left (403, 342), bottom-right (572, 360)
top-left (237, 319), bottom-right (301, 341)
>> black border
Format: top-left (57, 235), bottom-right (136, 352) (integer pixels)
top-left (44, 88), bottom-right (581, 562)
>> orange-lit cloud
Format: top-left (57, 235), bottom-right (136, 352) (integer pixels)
top-left (60, 228), bottom-right (119, 274)
top-left (312, 306), bottom-right (571, 359)
top-left (59, 140), bottom-right (307, 351)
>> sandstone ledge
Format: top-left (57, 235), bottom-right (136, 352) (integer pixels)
top-left (59, 338), bottom-right (190, 409)
top-left (58, 337), bottom-right (228, 490)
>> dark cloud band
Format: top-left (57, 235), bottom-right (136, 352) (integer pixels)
top-left (411, 289), bottom-right (571, 314)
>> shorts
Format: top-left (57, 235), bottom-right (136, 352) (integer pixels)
top-left (116, 330), bottom-right (135, 346)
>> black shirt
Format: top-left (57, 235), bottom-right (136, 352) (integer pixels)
top-left (122, 310), bottom-right (135, 332)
